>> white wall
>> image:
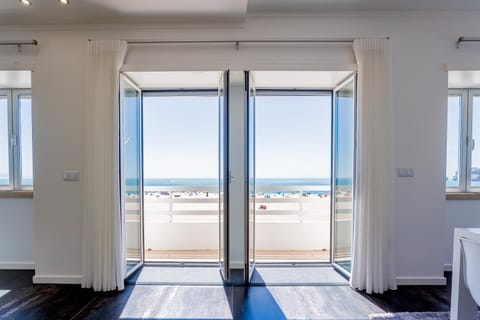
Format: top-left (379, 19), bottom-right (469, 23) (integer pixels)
top-left (1, 14), bottom-right (480, 284)
top-left (0, 199), bottom-right (34, 269)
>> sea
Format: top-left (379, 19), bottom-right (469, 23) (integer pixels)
top-left (143, 178), bottom-right (333, 187)
top-left (140, 178), bottom-right (334, 194)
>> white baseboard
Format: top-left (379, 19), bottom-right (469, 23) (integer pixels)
top-left (0, 261), bottom-right (35, 270)
top-left (396, 276), bottom-right (447, 286)
top-left (444, 264), bottom-right (452, 272)
top-left (33, 275), bottom-right (82, 285)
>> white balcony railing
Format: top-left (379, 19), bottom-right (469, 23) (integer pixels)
top-left (126, 185), bottom-right (351, 224)
top-left (125, 184), bottom-right (352, 253)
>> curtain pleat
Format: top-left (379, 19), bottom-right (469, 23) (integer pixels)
top-left (350, 38), bottom-right (397, 294)
top-left (82, 40), bottom-right (127, 292)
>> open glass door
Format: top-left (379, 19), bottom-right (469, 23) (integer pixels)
top-left (246, 71), bottom-right (256, 282)
top-left (332, 74), bottom-right (356, 276)
top-left (219, 71), bottom-right (230, 281)
top-left (120, 74), bottom-right (144, 277)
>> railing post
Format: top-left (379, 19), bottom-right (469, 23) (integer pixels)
top-left (299, 189), bottom-right (304, 223)
top-left (169, 190), bottom-right (173, 223)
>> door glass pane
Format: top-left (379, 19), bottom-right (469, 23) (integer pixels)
top-left (0, 96), bottom-right (9, 187)
top-left (446, 95), bottom-right (462, 189)
top-left (471, 96), bottom-right (480, 188)
top-left (218, 72), bottom-right (228, 278)
top-left (18, 95), bottom-right (33, 187)
top-left (142, 94), bottom-right (219, 263)
top-left (333, 79), bottom-right (355, 273)
top-left (247, 73), bottom-right (255, 277)
top-left (121, 78), bottom-right (142, 274)
top-left (255, 94), bottom-right (331, 263)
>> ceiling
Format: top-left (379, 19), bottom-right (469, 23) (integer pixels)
top-left (125, 71), bottom-right (223, 90)
top-left (0, 0), bottom-right (248, 25)
top-left (253, 71), bottom-right (353, 89)
top-left (124, 71), bottom-right (353, 90)
top-left (0, 0), bottom-right (480, 25)
top-left (248, 0), bottom-right (480, 13)
top-left (0, 71), bottom-right (31, 89)
top-left (449, 70), bottom-right (480, 89)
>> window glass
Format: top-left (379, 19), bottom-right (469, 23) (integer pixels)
top-left (19, 96), bottom-right (33, 186)
top-left (471, 96), bottom-right (480, 188)
top-left (0, 96), bottom-right (9, 186)
top-left (446, 95), bottom-right (462, 189)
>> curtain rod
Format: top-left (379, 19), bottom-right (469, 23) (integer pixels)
top-left (88, 38), bottom-right (390, 50)
top-left (0, 40), bottom-right (38, 46)
top-left (125, 39), bottom-right (357, 51)
top-left (124, 37), bottom-right (390, 44)
top-left (126, 39), bottom-right (356, 44)
top-left (456, 36), bottom-right (480, 48)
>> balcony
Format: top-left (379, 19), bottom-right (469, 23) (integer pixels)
top-left (126, 184), bottom-right (352, 263)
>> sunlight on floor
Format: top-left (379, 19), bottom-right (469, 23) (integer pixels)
top-left (0, 290), bottom-right (10, 299)
top-left (119, 286), bottom-right (233, 319)
top-left (265, 286), bottom-right (385, 319)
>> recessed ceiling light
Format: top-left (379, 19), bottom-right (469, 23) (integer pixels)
top-left (58, 0), bottom-right (70, 4)
top-left (19, 0), bottom-right (32, 6)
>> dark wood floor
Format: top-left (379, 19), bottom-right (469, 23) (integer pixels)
top-left (0, 269), bottom-right (451, 319)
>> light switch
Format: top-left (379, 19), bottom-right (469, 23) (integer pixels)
top-left (64, 170), bottom-right (80, 181)
top-left (397, 168), bottom-right (414, 178)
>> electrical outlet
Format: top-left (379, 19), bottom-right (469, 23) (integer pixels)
top-left (397, 168), bottom-right (414, 178)
top-left (63, 170), bottom-right (80, 181)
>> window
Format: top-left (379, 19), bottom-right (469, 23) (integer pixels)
top-left (447, 89), bottom-right (480, 193)
top-left (0, 89), bottom-right (33, 191)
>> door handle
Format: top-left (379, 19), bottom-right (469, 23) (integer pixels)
top-left (229, 171), bottom-right (236, 184)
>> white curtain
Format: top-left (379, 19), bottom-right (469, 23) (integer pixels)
top-left (82, 40), bottom-right (128, 292)
top-left (350, 38), bottom-right (397, 294)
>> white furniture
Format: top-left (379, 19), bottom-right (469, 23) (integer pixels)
top-left (451, 228), bottom-right (480, 320)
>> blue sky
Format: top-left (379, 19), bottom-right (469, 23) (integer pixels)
top-left (143, 96), bottom-right (219, 179)
top-left (446, 96), bottom-right (461, 181)
top-left (0, 97), bottom-right (9, 181)
top-left (446, 95), bottom-right (480, 184)
top-left (123, 91), bottom-right (355, 181)
top-left (254, 95), bottom-right (331, 179)
top-left (19, 97), bottom-right (33, 183)
top-left (472, 97), bottom-right (480, 171)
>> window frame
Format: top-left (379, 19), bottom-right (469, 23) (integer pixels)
top-left (0, 88), bottom-right (33, 192)
top-left (447, 88), bottom-right (480, 193)
top-left (467, 89), bottom-right (480, 193)
top-left (0, 89), bottom-right (14, 191)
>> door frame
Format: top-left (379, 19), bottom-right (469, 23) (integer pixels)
top-left (246, 88), bottom-right (333, 269)
top-left (140, 89), bottom-right (224, 268)
top-left (330, 73), bottom-right (357, 278)
top-left (245, 70), bottom-right (256, 282)
top-left (120, 73), bottom-right (145, 279)
top-left (219, 70), bottom-right (231, 282)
